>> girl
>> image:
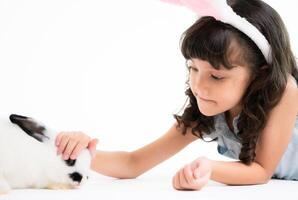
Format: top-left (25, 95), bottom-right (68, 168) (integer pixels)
top-left (55, 0), bottom-right (298, 190)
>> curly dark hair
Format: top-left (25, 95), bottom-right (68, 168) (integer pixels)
top-left (174, 0), bottom-right (298, 165)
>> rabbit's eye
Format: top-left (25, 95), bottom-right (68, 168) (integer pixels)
top-left (65, 159), bottom-right (76, 166)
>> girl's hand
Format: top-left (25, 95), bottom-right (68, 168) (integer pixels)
top-left (172, 156), bottom-right (212, 191)
top-left (55, 131), bottom-right (98, 160)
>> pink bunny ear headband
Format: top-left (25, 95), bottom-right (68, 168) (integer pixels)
top-left (161, 0), bottom-right (272, 64)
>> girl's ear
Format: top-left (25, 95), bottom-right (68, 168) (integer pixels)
top-left (250, 64), bottom-right (268, 82)
top-left (9, 114), bottom-right (48, 142)
top-left (256, 64), bottom-right (269, 79)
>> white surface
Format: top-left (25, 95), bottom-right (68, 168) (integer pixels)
top-left (2, 171), bottom-right (298, 200)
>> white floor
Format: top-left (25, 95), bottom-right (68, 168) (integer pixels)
top-left (2, 171), bottom-right (298, 200)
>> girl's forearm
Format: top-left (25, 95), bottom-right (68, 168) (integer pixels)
top-left (210, 160), bottom-right (270, 185)
top-left (91, 150), bottom-right (137, 179)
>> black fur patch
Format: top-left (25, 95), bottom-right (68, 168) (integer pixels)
top-left (65, 159), bottom-right (76, 166)
top-left (9, 114), bottom-right (48, 142)
top-left (69, 172), bottom-right (83, 183)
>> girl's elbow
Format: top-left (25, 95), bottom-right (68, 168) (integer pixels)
top-left (256, 176), bottom-right (270, 185)
top-left (257, 169), bottom-right (272, 184)
top-left (254, 162), bottom-right (272, 184)
top-left (262, 174), bottom-right (271, 184)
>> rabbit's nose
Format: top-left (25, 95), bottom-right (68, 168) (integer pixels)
top-left (69, 172), bottom-right (83, 183)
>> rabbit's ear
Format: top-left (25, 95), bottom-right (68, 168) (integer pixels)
top-left (9, 114), bottom-right (49, 142)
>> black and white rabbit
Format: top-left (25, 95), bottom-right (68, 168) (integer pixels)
top-left (0, 114), bottom-right (91, 194)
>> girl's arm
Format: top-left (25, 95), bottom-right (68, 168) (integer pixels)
top-left (210, 160), bottom-right (269, 185)
top-left (91, 122), bottom-right (199, 178)
top-left (211, 79), bottom-right (298, 185)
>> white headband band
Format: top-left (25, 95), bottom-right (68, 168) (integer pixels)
top-left (161, 0), bottom-right (272, 64)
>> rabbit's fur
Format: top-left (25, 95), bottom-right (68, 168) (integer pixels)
top-left (0, 114), bottom-right (91, 194)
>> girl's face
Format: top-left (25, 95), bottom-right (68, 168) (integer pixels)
top-left (188, 57), bottom-right (253, 118)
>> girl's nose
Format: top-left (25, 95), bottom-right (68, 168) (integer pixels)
top-left (192, 72), bottom-right (209, 96)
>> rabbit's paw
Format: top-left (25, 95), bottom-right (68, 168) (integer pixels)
top-left (46, 182), bottom-right (74, 190)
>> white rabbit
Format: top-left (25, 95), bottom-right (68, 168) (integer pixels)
top-left (0, 114), bottom-right (91, 194)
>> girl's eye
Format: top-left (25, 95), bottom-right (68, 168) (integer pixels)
top-left (188, 66), bottom-right (198, 72)
top-left (211, 74), bottom-right (223, 80)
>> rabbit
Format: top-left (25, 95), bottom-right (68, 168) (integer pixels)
top-left (0, 114), bottom-right (91, 194)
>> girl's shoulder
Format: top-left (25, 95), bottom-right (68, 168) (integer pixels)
top-left (253, 75), bottom-right (298, 178)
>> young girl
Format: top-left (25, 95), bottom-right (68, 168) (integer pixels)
top-left (55, 0), bottom-right (298, 190)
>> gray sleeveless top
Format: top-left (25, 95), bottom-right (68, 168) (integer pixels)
top-left (204, 113), bottom-right (298, 180)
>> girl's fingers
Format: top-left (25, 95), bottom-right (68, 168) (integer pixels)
top-left (183, 164), bottom-right (196, 187)
top-left (184, 165), bottom-right (206, 190)
top-left (190, 167), bottom-right (211, 190)
top-left (63, 139), bottom-right (78, 160)
top-left (179, 167), bottom-right (187, 188)
top-left (173, 171), bottom-right (182, 190)
top-left (57, 135), bottom-right (69, 155)
top-left (173, 166), bottom-right (198, 190)
top-left (56, 132), bottom-right (98, 160)
top-left (70, 143), bottom-right (85, 160)
top-left (88, 138), bottom-right (98, 149)
top-left (193, 167), bottom-right (200, 179)
top-left (55, 132), bottom-right (63, 146)
top-left (190, 158), bottom-right (200, 172)
top-left (172, 158), bottom-right (211, 191)
top-left (173, 166), bottom-right (209, 191)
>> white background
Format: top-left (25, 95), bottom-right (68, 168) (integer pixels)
top-left (0, 0), bottom-right (297, 176)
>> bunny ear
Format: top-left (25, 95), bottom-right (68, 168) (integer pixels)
top-left (160, 0), bottom-right (227, 20)
top-left (181, 0), bottom-right (223, 20)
